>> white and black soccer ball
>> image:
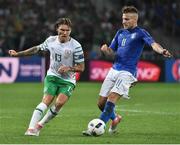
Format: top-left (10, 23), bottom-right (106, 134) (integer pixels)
top-left (88, 118), bottom-right (106, 136)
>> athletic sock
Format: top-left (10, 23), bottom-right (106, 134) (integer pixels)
top-left (110, 108), bottom-right (116, 120)
top-left (99, 104), bottom-right (116, 120)
top-left (99, 101), bottom-right (115, 123)
top-left (38, 105), bottom-right (59, 126)
top-left (28, 102), bottom-right (47, 129)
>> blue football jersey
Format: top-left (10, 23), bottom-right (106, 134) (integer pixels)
top-left (109, 26), bottom-right (155, 76)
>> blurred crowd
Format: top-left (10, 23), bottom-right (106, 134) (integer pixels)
top-left (0, 0), bottom-right (180, 59)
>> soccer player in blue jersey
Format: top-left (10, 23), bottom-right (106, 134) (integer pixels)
top-left (83, 6), bottom-right (172, 136)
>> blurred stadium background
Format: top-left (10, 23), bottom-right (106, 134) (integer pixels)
top-left (0, 0), bottom-right (180, 82)
top-left (0, 0), bottom-right (180, 144)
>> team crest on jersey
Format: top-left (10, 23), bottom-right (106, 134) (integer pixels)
top-left (64, 49), bottom-right (72, 59)
top-left (131, 33), bottom-right (136, 39)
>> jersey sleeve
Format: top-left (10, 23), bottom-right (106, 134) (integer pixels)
top-left (141, 29), bottom-right (155, 46)
top-left (37, 36), bottom-right (52, 51)
top-left (74, 46), bottom-right (84, 63)
top-left (109, 30), bottom-right (120, 51)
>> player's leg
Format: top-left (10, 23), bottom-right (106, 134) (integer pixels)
top-left (107, 71), bottom-right (137, 134)
top-left (98, 96), bottom-right (122, 134)
top-left (98, 68), bottom-right (118, 120)
top-left (98, 96), bottom-right (117, 120)
top-left (38, 93), bottom-right (68, 126)
top-left (25, 94), bottom-right (54, 136)
top-left (82, 92), bottom-right (121, 136)
top-left (38, 82), bottom-right (74, 127)
top-left (99, 92), bottom-right (120, 123)
top-left (83, 68), bottom-right (117, 136)
top-left (97, 96), bottom-right (107, 111)
top-left (25, 75), bottom-right (58, 136)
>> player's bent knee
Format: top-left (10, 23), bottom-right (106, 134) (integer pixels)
top-left (42, 95), bottom-right (54, 106)
top-left (108, 92), bottom-right (121, 103)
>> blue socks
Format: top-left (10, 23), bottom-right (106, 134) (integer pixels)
top-left (100, 101), bottom-right (115, 123)
top-left (110, 110), bottom-right (116, 120)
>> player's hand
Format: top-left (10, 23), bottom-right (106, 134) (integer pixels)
top-left (100, 44), bottom-right (113, 56)
top-left (100, 44), bottom-right (108, 52)
top-left (162, 49), bottom-right (173, 58)
top-left (8, 50), bottom-right (18, 57)
top-left (58, 65), bottom-right (71, 73)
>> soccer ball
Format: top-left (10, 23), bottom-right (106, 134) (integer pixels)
top-left (88, 118), bottom-right (106, 136)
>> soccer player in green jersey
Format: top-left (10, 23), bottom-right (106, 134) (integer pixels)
top-left (9, 18), bottom-right (85, 136)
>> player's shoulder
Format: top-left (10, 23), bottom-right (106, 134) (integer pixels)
top-left (136, 27), bottom-right (148, 33)
top-left (70, 37), bottom-right (82, 48)
top-left (113, 29), bottom-right (124, 37)
top-left (134, 27), bottom-right (151, 36)
top-left (46, 35), bottom-right (57, 43)
top-left (117, 29), bottom-right (124, 34)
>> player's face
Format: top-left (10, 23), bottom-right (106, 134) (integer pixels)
top-left (122, 13), bottom-right (138, 29)
top-left (57, 24), bottom-right (71, 43)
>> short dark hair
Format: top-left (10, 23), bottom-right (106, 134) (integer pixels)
top-left (122, 6), bottom-right (138, 14)
top-left (55, 18), bottom-right (72, 29)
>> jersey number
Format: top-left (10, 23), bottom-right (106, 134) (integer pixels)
top-left (55, 53), bottom-right (61, 62)
top-left (121, 38), bottom-right (126, 46)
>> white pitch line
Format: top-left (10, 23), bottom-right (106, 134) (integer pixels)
top-left (116, 108), bottom-right (180, 116)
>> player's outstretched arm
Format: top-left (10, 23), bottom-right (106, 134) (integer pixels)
top-left (9, 46), bottom-right (40, 57)
top-left (151, 42), bottom-right (173, 58)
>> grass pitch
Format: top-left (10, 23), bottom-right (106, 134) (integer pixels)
top-left (0, 82), bottom-right (180, 144)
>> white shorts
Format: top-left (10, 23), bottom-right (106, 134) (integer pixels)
top-left (99, 68), bottom-right (137, 99)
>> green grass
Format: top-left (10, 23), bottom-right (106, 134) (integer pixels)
top-left (0, 82), bottom-right (180, 144)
